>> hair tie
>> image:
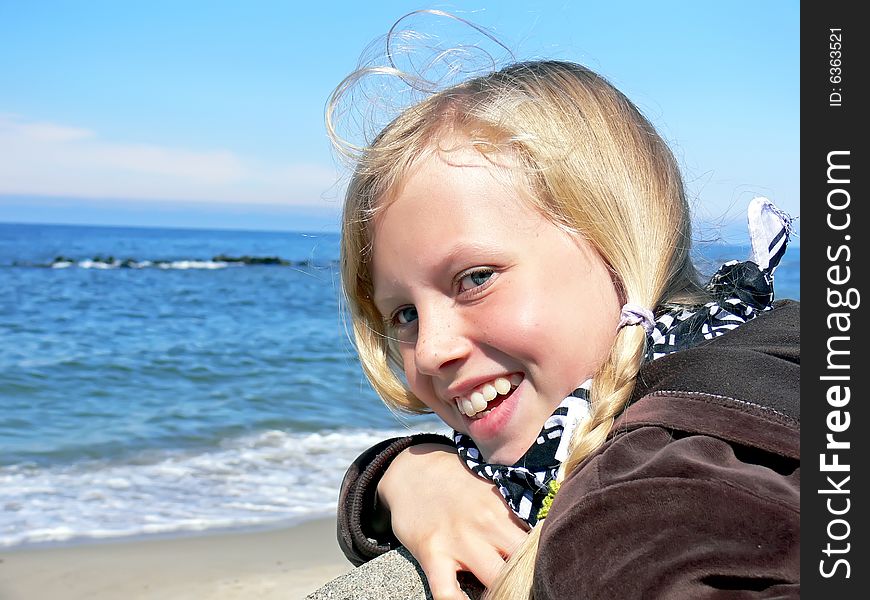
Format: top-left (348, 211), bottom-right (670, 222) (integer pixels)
top-left (618, 303), bottom-right (656, 335)
top-left (536, 480), bottom-right (561, 522)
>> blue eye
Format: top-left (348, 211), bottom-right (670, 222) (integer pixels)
top-left (458, 268), bottom-right (494, 292)
top-left (393, 306), bottom-right (418, 325)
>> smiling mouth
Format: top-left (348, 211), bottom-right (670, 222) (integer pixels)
top-left (454, 373), bottom-right (523, 419)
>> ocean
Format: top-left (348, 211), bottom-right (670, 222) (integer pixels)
top-left (0, 222), bottom-right (799, 548)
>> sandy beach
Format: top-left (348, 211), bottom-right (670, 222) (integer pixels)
top-left (0, 517), bottom-right (353, 600)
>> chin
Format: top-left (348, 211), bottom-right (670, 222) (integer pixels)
top-left (484, 445), bottom-right (524, 466)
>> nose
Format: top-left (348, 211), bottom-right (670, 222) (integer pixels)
top-left (413, 306), bottom-right (470, 376)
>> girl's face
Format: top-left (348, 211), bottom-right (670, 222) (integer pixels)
top-left (371, 147), bottom-right (621, 464)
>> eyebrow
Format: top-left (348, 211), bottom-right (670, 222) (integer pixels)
top-left (372, 290), bottom-right (399, 316)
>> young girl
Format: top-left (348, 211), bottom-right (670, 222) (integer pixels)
top-left (328, 58), bottom-right (799, 599)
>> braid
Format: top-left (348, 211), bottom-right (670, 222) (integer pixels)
top-left (561, 325), bottom-right (646, 475)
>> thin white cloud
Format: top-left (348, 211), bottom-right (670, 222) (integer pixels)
top-left (3, 116), bottom-right (94, 142)
top-left (0, 115), bottom-right (342, 205)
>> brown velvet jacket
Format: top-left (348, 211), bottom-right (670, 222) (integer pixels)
top-left (338, 301), bottom-right (800, 598)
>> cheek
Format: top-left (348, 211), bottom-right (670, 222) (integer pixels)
top-left (563, 292), bottom-right (620, 375)
top-left (477, 294), bottom-right (552, 354)
top-left (493, 280), bottom-right (618, 373)
top-left (399, 346), bottom-right (419, 385)
top-left (400, 346), bottom-right (440, 408)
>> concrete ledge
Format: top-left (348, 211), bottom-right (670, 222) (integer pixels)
top-left (306, 547), bottom-right (484, 600)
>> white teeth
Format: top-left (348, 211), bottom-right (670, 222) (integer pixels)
top-left (469, 391), bottom-right (487, 413)
top-left (481, 384), bottom-right (497, 402)
top-left (493, 377), bottom-right (511, 395)
top-left (455, 374), bottom-right (524, 418)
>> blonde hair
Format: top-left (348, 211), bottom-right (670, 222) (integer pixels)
top-left (328, 60), bottom-right (706, 599)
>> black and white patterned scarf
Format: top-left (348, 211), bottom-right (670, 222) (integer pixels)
top-left (454, 197), bottom-right (794, 526)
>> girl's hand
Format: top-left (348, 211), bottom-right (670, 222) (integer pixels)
top-left (377, 443), bottom-right (529, 600)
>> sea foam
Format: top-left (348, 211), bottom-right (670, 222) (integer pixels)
top-left (0, 427), bottom-right (449, 548)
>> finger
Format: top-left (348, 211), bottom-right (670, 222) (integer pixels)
top-left (461, 546), bottom-right (509, 588)
top-left (422, 557), bottom-right (467, 600)
top-left (495, 521), bottom-right (530, 559)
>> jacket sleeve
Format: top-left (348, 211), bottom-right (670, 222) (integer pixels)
top-left (337, 432), bottom-right (455, 566)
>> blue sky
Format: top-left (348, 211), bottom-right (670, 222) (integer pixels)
top-left (0, 1), bottom-right (799, 240)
